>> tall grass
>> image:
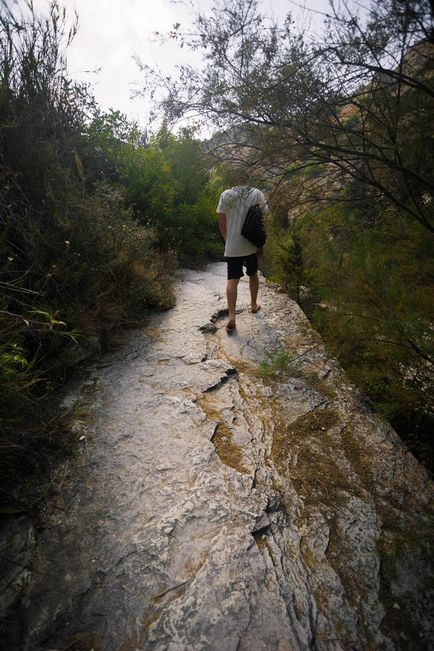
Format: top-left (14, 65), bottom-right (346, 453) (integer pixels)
top-left (0, 2), bottom-right (175, 500)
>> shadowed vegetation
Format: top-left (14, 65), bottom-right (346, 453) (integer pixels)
top-left (0, 1), bottom-right (221, 499)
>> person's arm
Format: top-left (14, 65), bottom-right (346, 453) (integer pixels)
top-left (218, 212), bottom-right (227, 241)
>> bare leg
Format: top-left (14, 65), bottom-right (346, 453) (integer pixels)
top-left (226, 279), bottom-right (239, 330)
top-left (249, 272), bottom-right (260, 312)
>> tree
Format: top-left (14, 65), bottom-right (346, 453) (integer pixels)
top-left (139, 0), bottom-right (434, 232)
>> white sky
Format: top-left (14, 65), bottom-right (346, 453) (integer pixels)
top-left (14, 0), bottom-right (336, 127)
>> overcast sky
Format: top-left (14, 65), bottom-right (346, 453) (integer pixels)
top-left (20, 0), bottom-right (335, 126)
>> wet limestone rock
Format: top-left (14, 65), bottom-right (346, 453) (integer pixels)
top-left (1, 263), bottom-right (433, 650)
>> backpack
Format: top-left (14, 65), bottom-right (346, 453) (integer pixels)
top-left (241, 203), bottom-right (266, 248)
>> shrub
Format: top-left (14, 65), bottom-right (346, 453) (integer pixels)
top-left (0, 3), bottom-right (175, 499)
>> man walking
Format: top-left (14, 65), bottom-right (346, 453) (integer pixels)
top-left (217, 183), bottom-right (268, 332)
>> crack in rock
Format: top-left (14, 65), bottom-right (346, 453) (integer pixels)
top-left (199, 322), bottom-right (218, 334)
top-left (203, 367), bottom-right (238, 393)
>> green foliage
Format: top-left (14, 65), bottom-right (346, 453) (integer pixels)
top-left (0, 1), bottom-right (223, 496)
top-left (262, 223), bottom-right (302, 301)
top-left (258, 349), bottom-right (293, 377)
top-left (84, 117), bottom-right (222, 263)
top-left (292, 191), bottom-right (434, 468)
top-left (0, 2), bottom-right (178, 495)
top-left (261, 153), bottom-right (434, 468)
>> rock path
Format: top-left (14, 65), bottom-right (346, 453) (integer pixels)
top-left (1, 263), bottom-right (433, 650)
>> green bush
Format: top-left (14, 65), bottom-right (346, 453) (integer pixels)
top-left (299, 197), bottom-right (433, 468)
top-left (263, 227), bottom-right (302, 301)
top-left (0, 3), bottom-right (175, 497)
top-left (261, 164), bottom-right (433, 470)
top-left (84, 117), bottom-right (222, 264)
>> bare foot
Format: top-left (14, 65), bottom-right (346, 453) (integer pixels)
top-left (251, 304), bottom-right (261, 314)
top-left (225, 319), bottom-right (236, 332)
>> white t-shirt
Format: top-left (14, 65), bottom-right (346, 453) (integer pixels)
top-left (216, 186), bottom-right (269, 257)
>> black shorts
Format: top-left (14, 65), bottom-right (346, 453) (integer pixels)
top-left (225, 253), bottom-right (258, 280)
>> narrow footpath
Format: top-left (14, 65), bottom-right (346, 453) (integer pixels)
top-left (1, 263), bottom-right (433, 650)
